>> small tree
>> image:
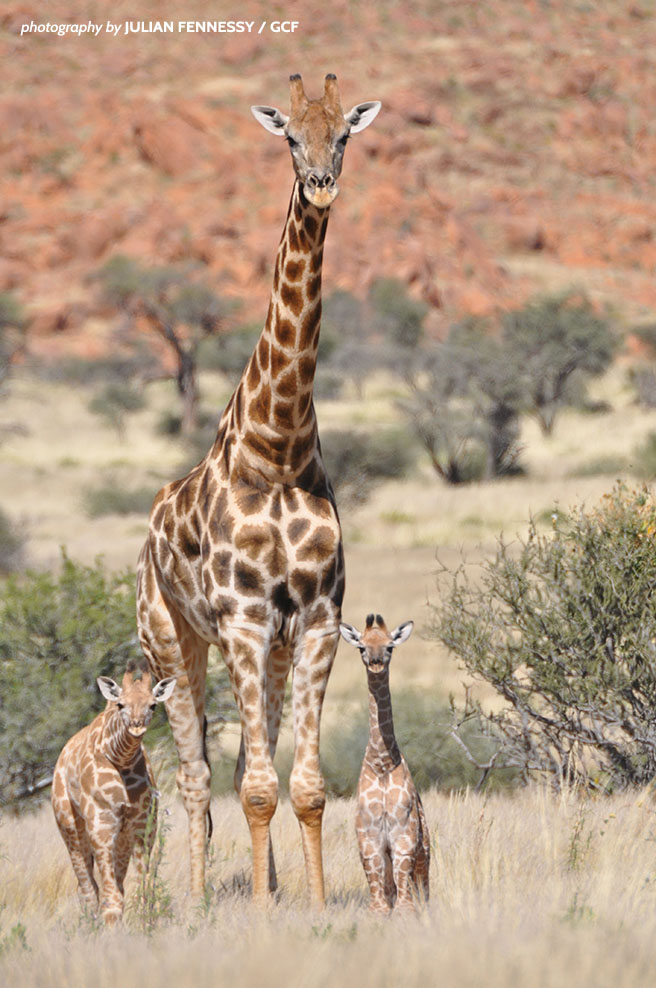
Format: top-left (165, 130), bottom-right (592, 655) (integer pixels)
top-left (503, 290), bottom-right (616, 434)
top-left (98, 257), bottom-right (227, 434)
top-left (433, 484), bottom-right (656, 790)
top-left (447, 320), bottom-right (525, 479)
top-left (369, 277), bottom-right (427, 351)
top-left (399, 344), bottom-right (481, 484)
top-left (0, 293), bottom-right (28, 392)
top-left (88, 381), bottom-right (146, 441)
top-left (399, 320), bottom-right (525, 483)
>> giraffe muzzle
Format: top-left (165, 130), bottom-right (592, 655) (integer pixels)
top-left (304, 171), bottom-right (339, 207)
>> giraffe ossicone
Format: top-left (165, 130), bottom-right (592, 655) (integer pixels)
top-left (51, 663), bottom-right (176, 925)
top-left (136, 73), bottom-right (381, 908)
top-left (340, 614), bottom-right (430, 914)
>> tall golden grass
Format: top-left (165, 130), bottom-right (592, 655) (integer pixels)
top-left (3, 785), bottom-right (656, 986)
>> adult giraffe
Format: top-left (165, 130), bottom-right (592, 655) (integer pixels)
top-left (136, 74), bottom-right (381, 907)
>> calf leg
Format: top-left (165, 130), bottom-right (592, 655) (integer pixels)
top-left (392, 850), bottom-right (417, 913)
top-left (52, 773), bottom-right (98, 913)
top-left (90, 823), bottom-right (124, 925)
top-left (360, 848), bottom-right (394, 915)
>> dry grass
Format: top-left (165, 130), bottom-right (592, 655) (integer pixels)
top-left (3, 786), bottom-right (656, 986)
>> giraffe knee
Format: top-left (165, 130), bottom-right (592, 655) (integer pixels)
top-left (102, 906), bottom-right (123, 926)
top-left (240, 770), bottom-right (278, 826)
top-left (289, 773), bottom-right (325, 826)
top-left (176, 760), bottom-right (211, 810)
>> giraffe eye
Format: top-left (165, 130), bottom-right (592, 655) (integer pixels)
top-left (149, 703), bottom-right (157, 711)
top-left (117, 702), bottom-right (125, 710)
top-left (286, 135), bottom-right (299, 149)
top-left (336, 134), bottom-right (348, 149)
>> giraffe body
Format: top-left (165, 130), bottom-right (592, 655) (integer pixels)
top-left (51, 667), bottom-right (175, 925)
top-left (340, 615), bottom-right (430, 914)
top-left (136, 75), bottom-right (381, 906)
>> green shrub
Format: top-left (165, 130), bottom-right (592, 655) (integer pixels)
top-left (82, 483), bottom-right (156, 518)
top-left (632, 431), bottom-right (656, 479)
top-left (433, 483), bottom-right (656, 790)
top-left (88, 382), bottom-right (146, 440)
top-left (0, 508), bottom-right (26, 574)
top-left (320, 428), bottom-right (417, 509)
top-left (369, 278), bottom-right (427, 350)
top-left (197, 325), bottom-right (261, 382)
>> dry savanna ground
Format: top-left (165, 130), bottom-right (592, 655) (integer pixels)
top-left (3, 786), bottom-right (656, 987)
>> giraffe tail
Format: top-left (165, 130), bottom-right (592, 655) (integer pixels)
top-left (203, 715), bottom-right (214, 842)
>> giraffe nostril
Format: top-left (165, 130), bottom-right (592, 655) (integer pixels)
top-left (307, 173), bottom-right (319, 189)
top-left (323, 175), bottom-right (335, 189)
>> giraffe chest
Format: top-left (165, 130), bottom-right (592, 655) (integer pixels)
top-left (357, 760), bottom-right (418, 840)
top-left (63, 740), bottom-right (150, 811)
top-left (149, 473), bottom-right (344, 642)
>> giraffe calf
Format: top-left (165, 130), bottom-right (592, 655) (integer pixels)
top-left (340, 614), bottom-right (430, 914)
top-left (51, 664), bottom-right (175, 925)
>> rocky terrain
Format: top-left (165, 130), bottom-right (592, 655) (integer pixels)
top-left (2, 0), bottom-right (656, 363)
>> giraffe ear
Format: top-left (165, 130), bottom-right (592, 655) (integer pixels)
top-left (152, 677), bottom-right (176, 704)
top-left (97, 676), bottom-right (122, 702)
top-left (339, 622), bottom-right (362, 647)
top-left (389, 621), bottom-right (414, 647)
top-left (251, 105), bottom-right (289, 136)
top-left (344, 100), bottom-right (381, 134)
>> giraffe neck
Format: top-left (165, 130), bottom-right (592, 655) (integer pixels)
top-left (231, 180), bottom-right (331, 478)
top-left (364, 669), bottom-right (402, 776)
top-left (100, 709), bottom-right (143, 768)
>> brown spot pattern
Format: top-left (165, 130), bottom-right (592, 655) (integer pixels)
top-left (281, 281), bottom-right (304, 317)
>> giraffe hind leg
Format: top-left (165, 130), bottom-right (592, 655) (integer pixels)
top-left (413, 796), bottom-right (430, 902)
top-left (233, 642), bottom-right (293, 895)
top-left (203, 714), bottom-right (214, 842)
top-left (52, 775), bottom-right (99, 913)
top-left (265, 642), bottom-right (294, 894)
top-left (383, 848), bottom-right (396, 910)
top-left (360, 849), bottom-right (394, 915)
top-left (138, 587), bottom-right (211, 903)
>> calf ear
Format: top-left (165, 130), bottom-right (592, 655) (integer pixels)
top-left (390, 621), bottom-right (414, 647)
top-left (344, 100), bottom-right (381, 134)
top-left (339, 622), bottom-right (362, 647)
top-left (97, 677), bottom-right (121, 702)
top-left (152, 677), bottom-right (176, 703)
top-left (251, 105), bottom-right (289, 135)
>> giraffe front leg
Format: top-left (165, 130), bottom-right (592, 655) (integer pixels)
top-left (90, 826), bottom-right (124, 925)
top-left (289, 629), bottom-right (338, 909)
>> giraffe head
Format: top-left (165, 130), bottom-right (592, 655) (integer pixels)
top-left (339, 614), bottom-right (414, 674)
top-left (251, 73), bottom-right (381, 208)
top-left (97, 666), bottom-right (176, 739)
